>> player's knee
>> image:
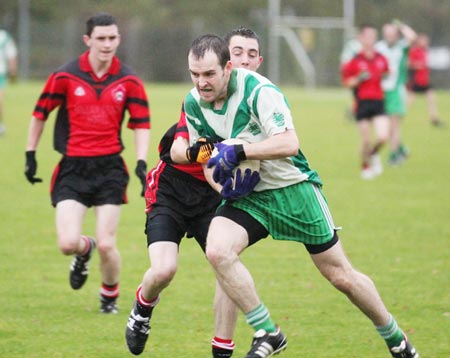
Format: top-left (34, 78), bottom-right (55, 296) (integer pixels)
top-left (379, 133), bottom-right (389, 144)
top-left (152, 264), bottom-right (177, 286)
top-left (96, 239), bottom-right (116, 257)
top-left (57, 234), bottom-right (81, 255)
top-left (325, 268), bottom-right (355, 294)
top-left (58, 241), bottom-right (78, 255)
top-left (206, 245), bottom-right (229, 268)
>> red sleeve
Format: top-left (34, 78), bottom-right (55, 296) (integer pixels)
top-left (341, 59), bottom-right (357, 81)
top-left (174, 102), bottom-right (189, 140)
top-left (126, 76), bottom-right (151, 130)
top-left (32, 72), bottom-right (66, 120)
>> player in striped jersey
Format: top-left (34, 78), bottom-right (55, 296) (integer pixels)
top-left (342, 24), bottom-right (390, 179)
top-left (172, 34), bottom-right (419, 358)
top-left (24, 13), bottom-right (150, 314)
top-left (126, 28), bottom-right (263, 357)
top-left (407, 33), bottom-right (445, 127)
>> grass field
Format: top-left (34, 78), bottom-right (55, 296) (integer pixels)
top-left (0, 81), bottom-right (449, 357)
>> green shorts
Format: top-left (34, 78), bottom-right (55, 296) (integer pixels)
top-left (384, 88), bottom-right (406, 116)
top-left (228, 181), bottom-right (337, 245)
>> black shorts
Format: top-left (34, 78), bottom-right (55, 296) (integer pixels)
top-left (145, 165), bottom-right (222, 251)
top-left (407, 70), bottom-right (431, 93)
top-left (50, 154), bottom-right (129, 207)
top-left (355, 99), bottom-right (385, 120)
top-left (215, 204), bottom-right (269, 247)
top-left (216, 204), bottom-right (339, 254)
top-left (409, 83), bottom-right (431, 93)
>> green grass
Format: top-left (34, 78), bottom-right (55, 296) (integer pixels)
top-left (0, 82), bottom-right (449, 357)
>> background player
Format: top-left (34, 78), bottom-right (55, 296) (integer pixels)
top-left (24, 13), bottom-right (150, 313)
top-left (0, 28), bottom-right (18, 136)
top-left (225, 26), bottom-right (263, 70)
top-left (375, 20), bottom-right (417, 165)
top-left (407, 33), bottom-right (445, 127)
top-left (125, 27), bottom-right (263, 358)
top-left (342, 24), bottom-right (390, 179)
top-left (339, 30), bottom-right (361, 120)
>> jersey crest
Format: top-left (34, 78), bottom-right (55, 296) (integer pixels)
top-left (74, 86), bottom-right (86, 97)
top-left (112, 84), bottom-right (126, 103)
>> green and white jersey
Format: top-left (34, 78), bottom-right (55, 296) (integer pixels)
top-left (184, 68), bottom-right (321, 191)
top-left (375, 39), bottom-right (409, 92)
top-left (0, 30), bottom-right (17, 76)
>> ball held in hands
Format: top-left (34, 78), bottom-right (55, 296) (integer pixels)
top-left (204, 138), bottom-right (260, 193)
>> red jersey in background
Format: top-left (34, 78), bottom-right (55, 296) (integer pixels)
top-left (408, 45), bottom-right (429, 87)
top-left (342, 52), bottom-right (389, 100)
top-left (33, 51), bottom-right (150, 157)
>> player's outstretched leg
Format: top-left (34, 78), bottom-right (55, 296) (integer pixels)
top-left (125, 299), bottom-right (153, 355)
top-left (245, 326), bottom-right (287, 358)
top-left (69, 236), bottom-right (96, 289)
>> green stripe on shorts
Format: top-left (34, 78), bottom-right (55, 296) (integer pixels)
top-left (385, 89), bottom-right (406, 116)
top-left (229, 181), bottom-right (336, 245)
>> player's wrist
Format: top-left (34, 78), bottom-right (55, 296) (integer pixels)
top-left (234, 144), bottom-right (247, 161)
top-left (26, 150), bottom-right (36, 160)
top-left (186, 147), bottom-right (195, 162)
top-left (135, 160), bottom-right (147, 177)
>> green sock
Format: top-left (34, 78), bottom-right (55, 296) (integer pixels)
top-left (376, 314), bottom-right (405, 348)
top-left (246, 303), bottom-right (276, 333)
top-left (398, 144), bottom-right (409, 156)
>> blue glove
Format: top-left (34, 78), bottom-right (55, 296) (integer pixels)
top-left (221, 168), bottom-right (260, 201)
top-left (207, 142), bottom-right (246, 185)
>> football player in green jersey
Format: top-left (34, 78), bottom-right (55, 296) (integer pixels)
top-left (172, 34), bottom-right (419, 358)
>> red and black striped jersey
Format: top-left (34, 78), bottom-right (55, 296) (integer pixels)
top-left (341, 51), bottom-right (389, 100)
top-left (408, 46), bottom-right (429, 86)
top-left (32, 51), bottom-right (150, 157)
top-left (157, 103), bottom-right (206, 181)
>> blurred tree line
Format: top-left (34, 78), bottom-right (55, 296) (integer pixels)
top-left (0, 0), bottom-right (449, 86)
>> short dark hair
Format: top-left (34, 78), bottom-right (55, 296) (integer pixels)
top-left (358, 23), bottom-right (377, 33)
top-left (224, 26), bottom-right (261, 53)
top-left (189, 34), bottom-right (230, 68)
top-left (86, 13), bottom-right (117, 36)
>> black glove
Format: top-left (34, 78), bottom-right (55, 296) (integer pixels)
top-left (135, 160), bottom-right (147, 197)
top-left (221, 168), bottom-right (260, 201)
top-left (357, 70), bottom-right (371, 83)
top-left (186, 137), bottom-right (215, 164)
top-left (25, 151), bottom-right (43, 184)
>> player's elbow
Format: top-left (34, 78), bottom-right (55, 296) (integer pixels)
top-left (285, 140), bottom-right (299, 156)
top-left (343, 79), bottom-right (355, 88)
top-left (170, 147), bottom-right (183, 163)
top-left (170, 137), bottom-right (190, 164)
top-left (280, 130), bottom-right (299, 156)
